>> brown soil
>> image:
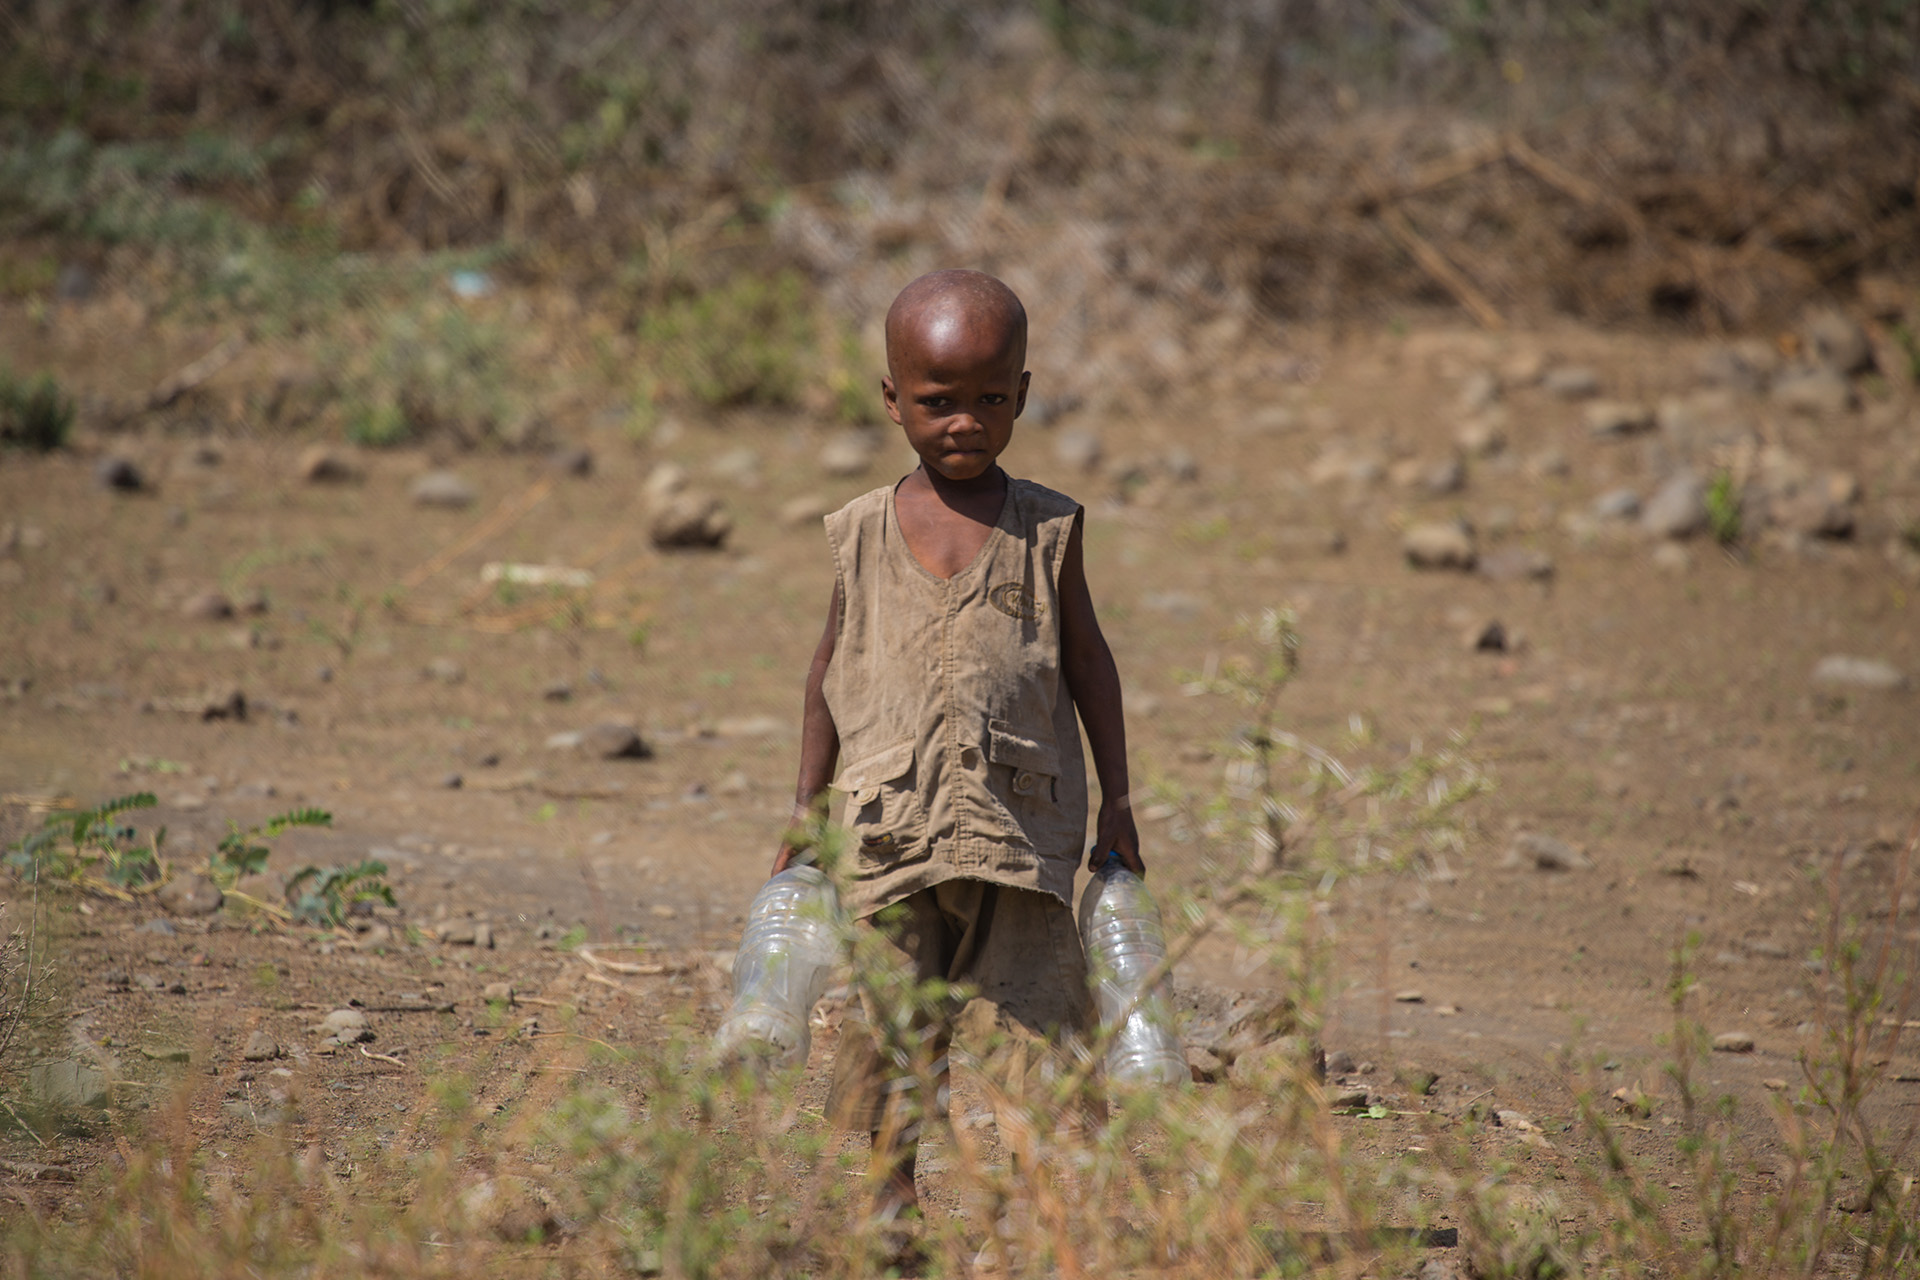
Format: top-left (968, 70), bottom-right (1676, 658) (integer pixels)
top-left (3, 298), bottom-right (1919, 1258)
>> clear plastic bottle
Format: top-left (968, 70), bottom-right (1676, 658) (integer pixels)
top-left (713, 864), bottom-right (844, 1071)
top-left (1078, 852), bottom-right (1189, 1086)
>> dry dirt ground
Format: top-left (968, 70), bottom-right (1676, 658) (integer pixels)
top-left (2, 295), bottom-right (1919, 1261)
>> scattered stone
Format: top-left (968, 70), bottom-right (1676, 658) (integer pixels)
top-left (779, 493), bottom-right (832, 526)
top-left (135, 972), bottom-right (164, 991)
top-left (440, 771), bottom-right (464, 789)
top-left (473, 922), bottom-right (495, 949)
top-left (139, 917), bottom-right (177, 936)
top-left (1052, 428), bottom-right (1103, 473)
top-left (1712, 1031), bottom-right (1756, 1054)
top-left (649, 491), bottom-right (730, 549)
top-left (1186, 1046), bottom-right (1226, 1083)
top-left (717, 769), bottom-right (753, 795)
top-left (1593, 488), bottom-right (1641, 521)
top-left (1696, 340), bottom-right (1778, 392)
top-left (459, 1175), bottom-right (568, 1243)
top-left (1802, 308), bottom-right (1873, 375)
top-left (1542, 366), bottom-right (1600, 400)
top-left (1393, 990), bottom-right (1425, 1004)
top-left (482, 982), bottom-right (515, 1006)
top-left (103, 969), bottom-right (131, 990)
top-left (95, 456), bottom-right (146, 492)
top-left (313, 1008), bottom-right (373, 1044)
top-left (1402, 521), bottom-right (1476, 571)
top-left (1584, 400), bottom-right (1654, 438)
top-left (296, 446), bottom-right (360, 484)
top-left (55, 261), bottom-right (93, 301)
top-left (1771, 369), bottom-right (1853, 416)
top-left (1744, 938), bottom-right (1791, 960)
top-left (179, 589), bottom-right (234, 622)
top-left (1642, 471), bottom-right (1708, 540)
top-left (440, 921), bottom-right (477, 945)
top-left (157, 873), bottom-right (223, 917)
top-left (241, 1030), bottom-right (280, 1062)
top-left (1226, 1036), bottom-right (1311, 1088)
top-left (820, 429), bottom-right (881, 477)
top-left (1455, 413), bottom-right (1507, 458)
top-left (1763, 1077), bottom-right (1788, 1091)
top-left (1505, 832), bottom-right (1593, 871)
top-left (1651, 543), bottom-right (1692, 573)
top-left (541, 678), bottom-right (573, 702)
top-left (1162, 447), bottom-right (1200, 481)
top-left (27, 1061), bottom-right (109, 1110)
top-left (1526, 448), bottom-right (1571, 479)
top-left (1476, 547), bottom-right (1554, 582)
top-left (1469, 621), bottom-right (1509, 652)
top-left (1325, 1049), bottom-right (1357, 1076)
top-left (547, 445), bottom-right (594, 477)
top-left (708, 447), bottom-right (761, 487)
top-left (548, 722), bottom-right (651, 759)
top-left (410, 470), bottom-right (477, 509)
top-left (1331, 1086), bottom-right (1371, 1109)
top-left (1811, 656), bottom-right (1907, 691)
top-left (1396, 1065), bottom-right (1439, 1096)
top-left (1456, 370), bottom-right (1500, 414)
top-left (1307, 448), bottom-right (1383, 487)
top-left (1417, 456), bottom-right (1466, 496)
top-left (1494, 1109), bottom-right (1536, 1131)
top-left (424, 657), bottom-right (466, 685)
top-left (1771, 487), bottom-right (1856, 539)
top-left (642, 461), bottom-right (688, 504)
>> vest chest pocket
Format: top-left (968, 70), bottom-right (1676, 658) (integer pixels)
top-left (832, 739), bottom-right (920, 857)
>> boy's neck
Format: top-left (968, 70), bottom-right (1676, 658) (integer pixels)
top-left (908, 463), bottom-right (1007, 509)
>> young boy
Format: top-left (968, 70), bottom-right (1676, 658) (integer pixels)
top-left (769, 268), bottom-right (1143, 1225)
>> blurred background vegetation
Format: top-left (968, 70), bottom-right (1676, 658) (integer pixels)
top-left (0, 0), bottom-right (1916, 436)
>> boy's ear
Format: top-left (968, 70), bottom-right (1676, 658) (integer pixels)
top-left (881, 374), bottom-right (903, 426)
top-left (1014, 370), bottom-right (1030, 419)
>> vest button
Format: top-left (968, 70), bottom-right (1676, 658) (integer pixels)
top-left (1014, 770), bottom-right (1036, 794)
top-left (959, 746), bottom-right (980, 768)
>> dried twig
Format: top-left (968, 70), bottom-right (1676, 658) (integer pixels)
top-left (138, 338), bottom-right (245, 417)
top-left (358, 1045), bottom-right (407, 1068)
top-left (1375, 205), bottom-right (1505, 331)
top-left (575, 945), bottom-right (679, 977)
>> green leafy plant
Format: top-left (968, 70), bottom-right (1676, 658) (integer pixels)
top-left (286, 859), bottom-right (396, 927)
top-left (1705, 469), bottom-right (1742, 547)
top-left (0, 367), bottom-right (74, 451)
top-left (3, 792), bottom-right (163, 891)
top-left (208, 807), bottom-right (332, 888)
top-left (638, 269), bottom-right (814, 408)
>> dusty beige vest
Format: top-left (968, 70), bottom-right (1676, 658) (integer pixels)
top-left (822, 478), bottom-right (1089, 918)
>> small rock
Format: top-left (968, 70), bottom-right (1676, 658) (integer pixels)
top-left (1771, 369), bottom-right (1854, 416)
top-left (1469, 621), bottom-right (1508, 652)
top-left (296, 446), bottom-right (360, 484)
top-left (139, 917), bottom-right (177, 936)
top-left (103, 969), bottom-right (131, 990)
top-left (1526, 448), bottom-right (1571, 479)
top-left (95, 456), bottom-right (146, 492)
top-left (439, 921), bottom-right (477, 946)
top-left (820, 430), bottom-right (880, 477)
top-left (1495, 1109), bottom-right (1537, 1131)
top-left (1393, 990), bottom-right (1425, 1004)
top-left (1402, 521), bottom-right (1476, 571)
top-left (1186, 1046), bottom-right (1226, 1083)
top-left (1052, 428), bottom-right (1103, 473)
top-left (483, 982), bottom-right (515, 1006)
top-left (1542, 366), bottom-right (1600, 400)
top-left (1771, 489), bottom-right (1855, 539)
top-left (541, 678), bottom-right (573, 702)
top-left (1651, 543), bottom-right (1692, 573)
top-left (571, 722), bottom-right (650, 759)
top-left (241, 1030), bottom-right (280, 1062)
top-left (642, 462), bottom-right (688, 504)
top-left (56, 261), bottom-right (93, 301)
top-left (1505, 832), bottom-right (1593, 871)
top-left (547, 445), bottom-right (593, 477)
top-left (424, 657), bottom-right (466, 685)
top-left (313, 1009), bottom-right (373, 1043)
top-left (1592, 488), bottom-right (1641, 521)
top-left (1642, 471), bottom-right (1708, 540)
top-left (27, 1061), bottom-right (109, 1110)
top-left (1811, 656), bottom-right (1907, 691)
top-left (410, 470), bottom-right (477, 509)
top-left (1162, 447), bottom-right (1200, 481)
top-left (649, 491), bottom-right (730, 549)
top-left (135, 972), bottom-right (163, 991)
top-left (1396, 1065), bottom-right (1439, 1096)
top-left (717, 769), bottom-right (752, 795)
top-left (1455, 413), bottom-right (1507, 458)
top-left (180, 589), bottom-right (235, 621)
top-left (1712, 1031), bottom-right (1756, 1054)
top-left (1227, 1036), bottom-right (1310, 1088)
top-left (473, 923), bottom-right (494, 949)
top-left (1802, 309), bottom-right (1873, 375)
top-left (709, 447), bottom-right (761, 487)
top-left (1476, 547), bottom-right (1554, 582)
top-left (157, 873), bottom-right (223, 917)
top-left (459, 1175), bottom-right (567, 1243)
top-left (1418, 456), bottom-right (1466, 496)
top-left (1331, 1086), bottom-right (1371, 1109)
top-left (440, 771), bottom-right (464, 789)
top-left (1584, 401), bottom-right (1654, 438)
top-left (1456, 370), bottom-right (1501, 414)
top-left (1325, 1049), bottom-right (1357, 1075)
top-left (1696, 340), bottom-right (1778, 392)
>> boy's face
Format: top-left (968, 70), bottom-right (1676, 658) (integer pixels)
top-left (882, 309), bottom-right (1029, 484)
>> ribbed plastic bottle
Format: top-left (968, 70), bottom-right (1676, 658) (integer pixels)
top-left (713, 864), bottom-right (844, 1071)
top-left (1078, 852), bottom-right (1189, 1086)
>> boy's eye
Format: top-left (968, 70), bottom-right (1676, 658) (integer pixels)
top-left (980, 394), bottom-right (1006, 406)
top-left (920, 397), bottom-right (951, 410)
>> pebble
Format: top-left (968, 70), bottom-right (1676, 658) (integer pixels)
top-left (1331, 1086), bottom-right (1370, 1109)
top-left (157, 873), bottom-right (223, 917)
top-left (1162, 447), bottom-right (1200, 481)
top-left (458, 1175), bottom-right (567, 1243)
top-left (241, 1030), bottom-right (280, 1062)
top-left (1584, 401), bottom-right (1654, 438)
top-left (27, 1061), bottom-right (109, 1110)
top-left (95, 456), bottom-right (146, 491)
top-left (1592, 488), bottom-right (1641, 521)
top-left (1542, 366), bottom-right (1600, 400)
top-left (649, 490), bottom-right (730, 549)
top-left (1505, 832), bottom-right (1593, 871)
top-left (1052, 428), bottom-right (1103, 473)
top-left (708, 447), bottom-right (761, 487)
top-left (180, 589), bottom-right (235, 621)
top-left (424, 657), bottom-right (466, 684)
top-left (1770, 369), bottom-right (1853, 416)
top-left (1402, 521), bottom-right (1476, 571)
top-left (296, 446), bottom-right (360, 484)
top-left (1325, 1049), bottom-right (1357, 1076)
top-left (1651, 543), bottom-right (1692, 573)
top-left (1456, 370), bottom-right (1500, 414)
top-left (547, 445), bottom-right (593, 477)
top-left (1186, 1046), bottom-right (1226, 1084)
top-left (1695, 340), bottom-right (1777, 392)
top-left (1476, 547), bottom-right (1554, 582)
top-left (541, 678), bottom-right (573, 702)
top-left (1802, 308), bottom-right (1873, 375)
top-left (138, 917), bottom-right (177, 935)
top-left (1396, 1065), bottom-right (1439, 1095)
top-left (440, 771), bottom-right (463, 789)
top-left (483, 982), bottom-right (515, 1005)
top-left (820, 429), bottom-right (881, 477)
top-left (1641, 471), bottom-right (1708, 539)
top-left (1455, 413), bottom-right (1507, 458)
top-left (1811, 656), bottom-right (1907, 691)
top-left (1771, 489), bottom-right (1855, 539)
top-left (314, 1008), bottom-right (373, 1044)
top-left (1468, 621), bottom-right (1509, 652)
top-left (410, 470), bottom-right (477, 508)
top-left (1711, 1031), bottom-right (1756, 1054)
top-left (1418, 456), bottom-right (1466, 496)
top-left (1393, 990), bottom-right (1425, 1004)
top-left (573, 722), bottom-right (649, 759)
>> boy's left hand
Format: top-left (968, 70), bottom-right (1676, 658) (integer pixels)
top-left (1089, 796), bottom-right (1144, 875)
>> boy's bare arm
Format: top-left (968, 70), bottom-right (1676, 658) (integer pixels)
top-left (1058, 516), bottom-right (1144, 875)
top-left (771, 580), bottom-right (843, 876)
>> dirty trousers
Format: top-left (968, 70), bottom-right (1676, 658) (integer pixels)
top-left (826, 880), bottom-right (1097, 1142)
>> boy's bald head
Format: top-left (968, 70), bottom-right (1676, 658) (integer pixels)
top-left (885, 269), bottom-right (1028, 376)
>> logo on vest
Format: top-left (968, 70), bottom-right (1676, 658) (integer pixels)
top-left (987, 582), bottom-right (1045, 621)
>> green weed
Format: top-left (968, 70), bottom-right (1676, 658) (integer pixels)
top-left (1706, 469), bottom-right (1742, 547)
top-left (3, 792), bottom-right (164, 891)
top-left (638, 270), bottom-right (814, 408)
top-left (208, 807), bottom-right (332, 888)
top-left (0, 367), bottom-right (74, 451)
top-left (285, 859), bottom-right (395, 927)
